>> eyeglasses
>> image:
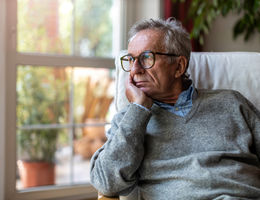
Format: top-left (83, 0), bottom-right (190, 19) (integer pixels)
top-left (120, 50), bottom-right (179, 72)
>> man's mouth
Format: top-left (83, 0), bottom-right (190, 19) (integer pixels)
top-left (135, 81), bottom-right (147, 87)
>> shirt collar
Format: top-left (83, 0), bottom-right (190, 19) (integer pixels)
top-left (175, 82), bottom-right (197, 107)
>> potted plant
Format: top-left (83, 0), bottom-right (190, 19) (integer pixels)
top-left (17, 66), bottom-right (68, 188)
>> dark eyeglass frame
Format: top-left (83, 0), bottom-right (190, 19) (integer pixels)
top-left (120, 50), bottom-right (180, 72)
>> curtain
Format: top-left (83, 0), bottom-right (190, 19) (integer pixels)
top-left (164, 0), bottom-right (201, 51)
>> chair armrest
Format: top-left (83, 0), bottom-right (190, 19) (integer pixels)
top-left (98, 193), bottom-right (120, 200)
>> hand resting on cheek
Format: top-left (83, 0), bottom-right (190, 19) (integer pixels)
top-left (125, 75), bottom-right (153, 109)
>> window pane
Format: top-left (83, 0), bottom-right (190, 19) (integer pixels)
top-left (16, 125), bottom-right (111, 188)
top-left (16, 128), bottom-right (69, 189)
top-left (17, 0), bottom-right (118, 57)
top-left (17, 66), bottom-right (70, 126)
top-left (16, 66), bottom-right (115, 189)
top-left (17, 0), bottom-right (72, 54)
top-left (55, 129), bottom-right (71, 185)
top-left (72, 128), bottom-right (92, 183)
top-left (74, 67), bottom-right (115, 124)
top-left (73, 125), bottom-right (110, 183)
top-left (74, 0), bottom-right (114, 57)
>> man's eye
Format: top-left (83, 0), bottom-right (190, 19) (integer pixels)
top-left (129, 57), bottom-right (135, 63)
top-left (144, 54), bottom-right (151, 59)
top-left (142, 53), bottom-right (153, 60)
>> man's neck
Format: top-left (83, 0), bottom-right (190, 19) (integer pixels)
top-left (153, 79), bottom-right (192, 105)
top-left (154, 84), bottom-right (183, 105)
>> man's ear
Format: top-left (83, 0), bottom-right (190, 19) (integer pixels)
top-left (175, 56), bottom-right (188, 78)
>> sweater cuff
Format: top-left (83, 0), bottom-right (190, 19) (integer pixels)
top-left (133, 102), bottom-right (151, 112)
top-left (120, 103), bottom-right (152, 130)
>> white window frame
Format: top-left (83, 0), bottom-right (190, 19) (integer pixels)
top-left (2, 0), bottom-right (127, 200)
top-left (0, 0), bottom-right (7, 200)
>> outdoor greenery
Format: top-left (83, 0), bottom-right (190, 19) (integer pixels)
top-left (172, 0), bottom-right (260, 44)
top-left (17, 0), bottom-right (71, 54)
top-left (75, 0), bottom-right (113, 56)
top-left (18, 0), bottom-right (113, 57)
top-left (17, 67), bottom-right (69, 163)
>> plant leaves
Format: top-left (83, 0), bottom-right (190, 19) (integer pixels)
top-left (171, 0), bottom-right (260, 42)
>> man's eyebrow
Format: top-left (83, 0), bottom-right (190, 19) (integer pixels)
top-left (127, 50), bottom-right (153, 57)
top-left (126, 52), bottom-right (137, 57)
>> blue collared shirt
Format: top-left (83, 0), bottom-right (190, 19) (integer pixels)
top-left (154, 83), bottom-right (197, 117)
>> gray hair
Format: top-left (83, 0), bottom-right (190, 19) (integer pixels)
top-left (128, 18), bottom-right (192, 63)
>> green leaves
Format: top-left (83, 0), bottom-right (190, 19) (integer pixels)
top-left (233, 0), bottom-right (260, 41)
top-left (17, 66), bottom-right (69, 163)
top-left (172, 0), bottom-right (260, 44)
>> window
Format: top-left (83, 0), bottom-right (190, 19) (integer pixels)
top-left (5, 0), bottom-right (123, 199)
top-left (17, 0), bottom-right (120, 57)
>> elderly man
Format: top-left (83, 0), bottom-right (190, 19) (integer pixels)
top-left (90, 18), bottom-right (260, 199)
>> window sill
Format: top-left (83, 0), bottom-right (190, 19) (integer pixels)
top-left (11, 184), bottom-right (97, 200)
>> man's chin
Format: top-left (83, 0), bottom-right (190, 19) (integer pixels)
top-left (139, 87), bottom-right (153, 97)
top-left (139, 86), bottom-right (148, 92)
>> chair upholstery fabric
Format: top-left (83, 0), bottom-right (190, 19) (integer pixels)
top-left (113, 51), bottom-right (260, 200)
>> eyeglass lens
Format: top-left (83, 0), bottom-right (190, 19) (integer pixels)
top-left (121, 52), bottom-right (155, 72)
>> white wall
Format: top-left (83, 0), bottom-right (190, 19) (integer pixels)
top-left (203, 13), bottom-right (260, 52)
top-left (135, 0), bottom-right (163, 21)
top-left (122, 0), bottom-right (162, 49)
top-left (0, 0), bottom-right (6, 199)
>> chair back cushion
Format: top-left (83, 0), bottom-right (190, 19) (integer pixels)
top-left (115, 51), bottom-right (260, 111)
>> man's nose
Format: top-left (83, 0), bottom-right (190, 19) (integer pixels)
top-left (130, 59), bottom-right (145, 75)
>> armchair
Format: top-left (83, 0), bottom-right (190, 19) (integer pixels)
top-left (97, 51), bottom-right (260, 200)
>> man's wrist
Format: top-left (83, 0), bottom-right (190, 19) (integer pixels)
top-left (134, 98), bottom-right (153, 109)
top-left (133, 102), bottom-right (151, 111)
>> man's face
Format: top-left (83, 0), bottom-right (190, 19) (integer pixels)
top-left (128, 29), bottom-right (180, 100)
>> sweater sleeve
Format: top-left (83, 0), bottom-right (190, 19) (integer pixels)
top-left (237, 92), bottom-right (260, 161)
top-left (246, 102), bottom-right (260, 161)
top-left (90, 103), bottom-right (152, 196)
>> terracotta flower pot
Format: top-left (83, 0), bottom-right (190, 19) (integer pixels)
top-left (17, 160), bottom-right (55, 188)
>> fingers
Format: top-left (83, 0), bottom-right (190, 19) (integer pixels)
top-left (125, 75), bottom-right (137, 103)
top-left (127, 74), bottom-right (135, 87)
top-left (126, 75), bottom-right (136, 92)
top-left (125, 75), bottom-right (153, 109)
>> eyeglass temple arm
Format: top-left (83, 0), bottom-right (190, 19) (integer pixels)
top-left (155, 52), bottom-right (179, 57)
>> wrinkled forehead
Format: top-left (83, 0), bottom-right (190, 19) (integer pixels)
top-left (128, 29), bottom-right (165, 55)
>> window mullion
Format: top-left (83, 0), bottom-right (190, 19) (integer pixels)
top-left (71, 0), bottom-right (75, 55)
top-left (18, 122), bottom-right (110, 131)
top-left (69, 0), bottom-right (76, 184)
top-left (16, 53), bottom-right (115, 69)
top-left (69, 68), bottom-right (75, 184)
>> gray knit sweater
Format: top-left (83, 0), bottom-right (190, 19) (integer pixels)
top-left (90, 89), bottom-right (260, 200)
